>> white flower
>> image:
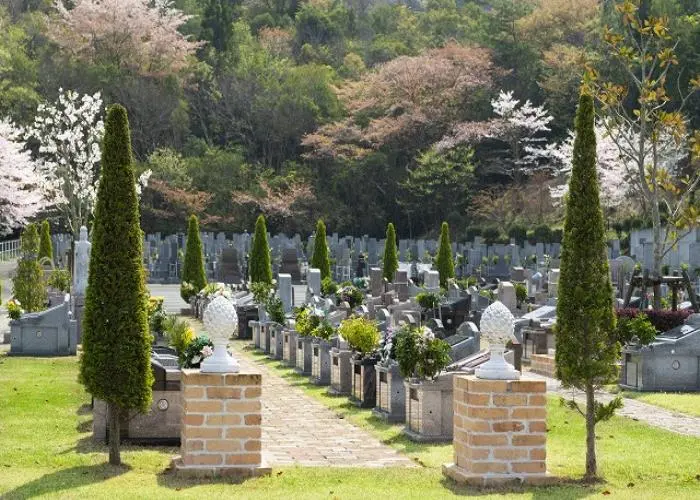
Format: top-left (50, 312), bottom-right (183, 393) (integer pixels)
top-left (201, 345), bottom-right (214, 358)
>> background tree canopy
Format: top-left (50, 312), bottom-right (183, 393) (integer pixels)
top-left (0, 0), bottom-right (698, 238)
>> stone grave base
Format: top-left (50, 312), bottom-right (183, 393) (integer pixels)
top-left (372, 407), bottom-right (404, 424)
top-left (401, 426), bottom-right (452, 443)
top-left (442, 463), bottom-right (555, 486)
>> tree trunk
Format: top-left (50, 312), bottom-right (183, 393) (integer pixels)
top-left (108, 403), bottom-right (121, 466)
top-left (584, 383), bottom-right (597, 482)
top-left (651, 196), bottom-right (663, 309)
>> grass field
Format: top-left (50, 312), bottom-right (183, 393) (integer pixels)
top-left (616, 390), bottom-right (700, 418)
top-left (0, 347), bottom-right (699, 499)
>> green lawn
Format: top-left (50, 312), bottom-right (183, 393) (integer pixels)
top-left (0, 347), bottom-right (699, 499)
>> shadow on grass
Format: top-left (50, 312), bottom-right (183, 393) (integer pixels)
top-left (2, 464), bottom-right (130, 499)
top-left (76, 419), bottom-right (93, 433)
top-left (155, 464), bottom-right (260, 490)
top-left (76, 403), bottom-right (92, 416)
top-left (439, 476), bottom-right (598, 499)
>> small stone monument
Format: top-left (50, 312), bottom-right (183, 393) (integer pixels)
top-left (307, 268), bottom-right (321, 296)
top-left (72, 226), bottom-right (91, 342)
top-left (278, 273), bottom-right (293, 313)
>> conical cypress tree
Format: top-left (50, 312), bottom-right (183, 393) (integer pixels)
top-left (181, 214), bottom-right (207, 302)
top-left (79, 105), bottom-right (153, 466)
top-left (39, 220), bottom-right (53, 264)
top-left (311, 219), bottom-right (331, 280)
top-left (249, 214), bottom-right (272, 284)
top-left (383, 222), bottom-right (398, 282)
top-left (436, 221), bottom-right (454, 288)
top-left (555, 92), bottom-right (620, 481)
top-left (12, 223), bottom-right (46, 312)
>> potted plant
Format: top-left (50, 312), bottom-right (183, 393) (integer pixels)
top-left (395, 325), bottom-right (453, 442)
top-left (372, 327), bottom-right (406, 423)
top-left (340, 316), bottom-right (380, 408)
top-left (311, 319), bottom-right (335, 385)
top-left (294, 305), bottom-right (319, 375)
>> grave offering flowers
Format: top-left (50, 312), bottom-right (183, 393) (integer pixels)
top-left (181, 335), bottom-right (215, 368)
top-left (7, 299), bottom-right (23, 320)
top-left (338, 285), bottom-right (363, 308)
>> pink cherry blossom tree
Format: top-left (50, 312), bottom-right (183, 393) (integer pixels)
top-left (0, 119), bottom-right (44, 235)
top-left (49, 0), bottom-right (202, 77)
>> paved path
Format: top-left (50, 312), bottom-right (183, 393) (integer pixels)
top-left (527, 372), bottom-right (700, 438)
top-left (234, 345), bottom-right (415, 468)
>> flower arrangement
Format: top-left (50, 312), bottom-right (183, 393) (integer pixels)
top-left (203, 282), bottom-right (232, 300)
top-left (48, 269), bottom-right (71, 293)
top-left (7, 299), bottom-right (23, 320)
top-left (180, 281), bottom-right (197, 303)
top-left (181, 335), bottom-right (214, 368)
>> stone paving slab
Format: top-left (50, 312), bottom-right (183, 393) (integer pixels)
top-left (234, 347), bottom-right (415, 468)
top-left (528, 371), bottom-right (700, 438)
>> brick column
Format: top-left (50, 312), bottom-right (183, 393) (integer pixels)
top-left (173, 370), bottom-right (271, 478)
top-left (443, 375), bottom-right (551, 486)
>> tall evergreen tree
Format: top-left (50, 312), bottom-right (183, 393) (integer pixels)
top-left (249, 214), bottom-right (272, 284)
top-left (181, 214), bottom-right (207, 302)
top-left (435, 221), bottom-right (454, 288)
top-left (201, 0), bottom-right (240, 53)
top-left (311, 219), bottom-right (331, 280)
top-left (39, 220), bottom-right (53, 264)
top-left (79, 105), bottom-right (153, 466)
top-left (555, 92), bottom-right (621, 481)
top-left (12, 223), bottom-right (46, 312)
top-left (383, 222), bottom-right (398, 282)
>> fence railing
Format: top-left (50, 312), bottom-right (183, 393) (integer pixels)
top-left (0, 239), bottom-right (20, 262)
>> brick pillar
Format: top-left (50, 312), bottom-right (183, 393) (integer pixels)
top-left (173, 370), bottom-right (271, 478)
top-left (443, 375), bottom-right (551, 486)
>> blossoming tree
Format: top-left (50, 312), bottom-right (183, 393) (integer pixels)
top-left (0, 119), bottom-right (44, 235)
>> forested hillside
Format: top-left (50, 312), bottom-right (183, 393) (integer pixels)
top-left (1, 0), bottom-right (698, 238)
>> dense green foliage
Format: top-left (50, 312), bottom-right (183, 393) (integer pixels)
top-left (38, 221), bottom-right (52, 264)
top-left (249, 214), bottom-right (273, 284)
top-left (555, 92), bottom-right (620, 480)
top-left (338, 316), bottom-right (380, 355)
top-left (435, 222), bottom-right (454, 288)
top-left (294, 305), bottom-right (321, 337)
top-left (394, 325), bottom-right (451, 380)
top-left (12, 223), bottom-right (46, 313)
top-left (181, 214), bottom-right (207, 302)
top-left (47, 269), bottom-right (71, 293)
top-left (382, 222), bottom-right (398, 282)
top-left (163, 316), bottom-right (195, 362)
top-left (79, 105), bottom-right (153, 458)
top-left (311, 219), bottom-right (331, 280)
top-left (555, 93), bottom-right (618, 390)
top-left (615, 313), bottom-right (657, 346)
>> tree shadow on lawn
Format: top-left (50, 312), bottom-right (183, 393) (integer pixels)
top-left (2, 464), bottom-right (131, 499)
top-left (155, 464), bottom-right (260, 490)
top-left (439, 476), bottom-right (596, 499)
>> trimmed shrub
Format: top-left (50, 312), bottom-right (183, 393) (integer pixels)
top-left (79, 105), bottom-right (153, 466)
top-left (339, 316), bottom-right (380, 355)
top-left (482, 226), bottom-right (501, 245)
top-left (311, 219), bottom-right (331, 280)
top-left (465, 227), bottom-right (481, 242)
top-left (39, 220), bottom-right (53, 264)
top-left (12, 223), bottom-right (46, 313)
top-left (250, 214), bottom-right (273, 284)
top-left (534, 224), bottom-right (552, 243)
top-left (508, 224), bottom-right (527, 245)
top-left (435, 222), bottom-right (455, 288)
top-left (383, 222), bottom-right (398, 282)
top-left (181, 214), bottom-right (207, 303)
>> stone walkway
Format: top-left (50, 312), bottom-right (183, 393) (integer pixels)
top-left (528, 372), bottom-right (700, 438)
top-left (235, 347), bottom-right (415, 468)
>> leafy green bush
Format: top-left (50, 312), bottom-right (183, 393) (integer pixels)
top-left (394, 325), bottom-right (451, 380)
top-left (534, 224), bottom-right (552, 243)
top-left (615, 313), bottom-right (657, 346)
top-left (416, 291), bottom-right (440, 310)
top-left (250, 281), bottom-right (274, 304)
top-left (508, 224), bottom-right (527, 245)
top-left (294, 306), bottom-right (321, 336)
top-left (48, 269), bottom-right (71, 293)
top-left (482, 226), bottom-right (501, 245)
top-left (312, 319), bottom-right (335, 340)
top-left (339, 316), bottom-right (380, 355)
top-left (266, 294), bottom-right (285, 324)
top-left (338, 285), bottom-right (363, 308)
top-left (515, 283), bottom-right (527, 306)
top-left (456, 276), bottom-right (477, 289)
top-left (321, 277), bottom-right (338, 296)
top-left (465, 227), bottom-right (481, 242)
top-left (182, 335), bottom-right (214, 368)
